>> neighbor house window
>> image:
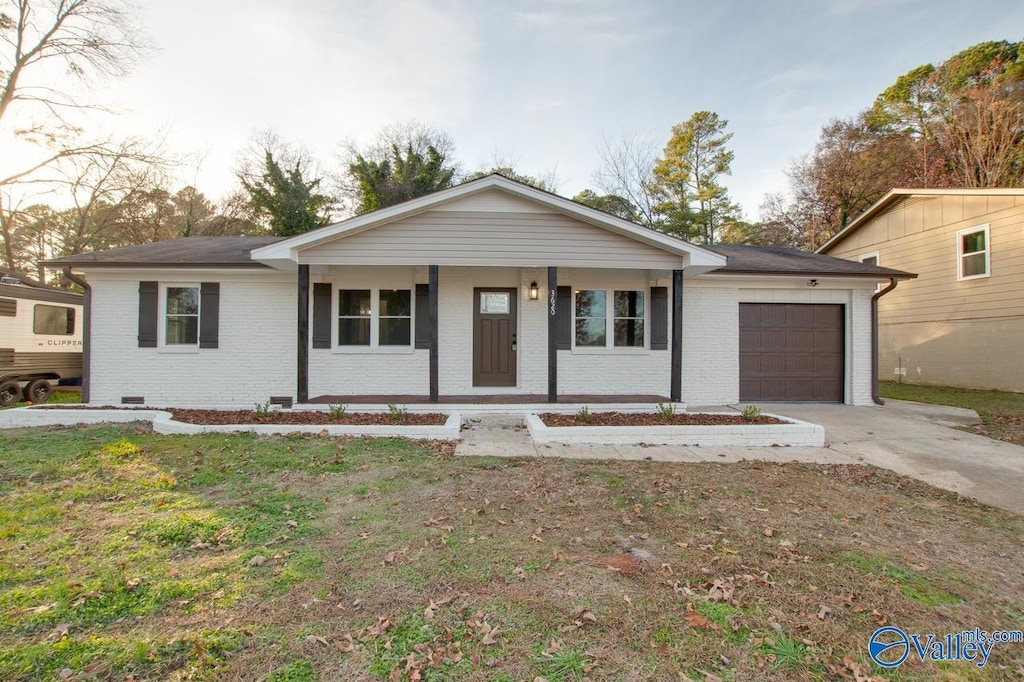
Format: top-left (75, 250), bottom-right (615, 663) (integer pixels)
top-left (574, 289), bottom-right (646, 348)
top-left (165, 287), bottom-right (199, 344)
top-left (338, 289), bottom-right (371, 345)
top-left (859, 252), bottom-right (879, 268)
top-left (958, 225), bottom-right (990, 280)
top-left (378, 289), bottom-right (411, 346)
top-left (337, 288), bottom-right (412, 347)
top-left (33, 304), bottom-right (75, 335)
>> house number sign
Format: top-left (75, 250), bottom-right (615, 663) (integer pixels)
top-left (549, 288), bottom-right (557, 316)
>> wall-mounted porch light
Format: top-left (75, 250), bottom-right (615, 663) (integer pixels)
top-left (807, 279), bottom-right (819, 287)
top-left (529, 281), bottom-right (539, 300)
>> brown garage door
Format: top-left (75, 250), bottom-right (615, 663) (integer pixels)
top-left (739, 303), bottom-right (844, 402)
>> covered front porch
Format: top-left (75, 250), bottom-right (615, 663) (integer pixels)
top-left (292, 264), bottom-right (688, 405)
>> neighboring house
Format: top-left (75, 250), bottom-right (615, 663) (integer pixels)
top-left (819, 188), bottom-right (1024, 392)
top-left (48, 174), bottom-right (910, 408)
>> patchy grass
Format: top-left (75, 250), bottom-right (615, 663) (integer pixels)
top-left (880, 380), bottom-right (1024, 445)
top-left (0, 424), bottom-right (1022, 680)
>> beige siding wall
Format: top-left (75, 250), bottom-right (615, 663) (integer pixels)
top-left (299, 209), bottom-right (682, 269)
top-left (825, 194), bottom-right (1024, 390)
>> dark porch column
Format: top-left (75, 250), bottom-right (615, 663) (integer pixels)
top-left (547, 266), bottom-right (558, 402)
top-left (429, 265), bottom-right (439, 403)
top-left (670, 269), bottom-right (683, 402)
top-left (297, 264), bottom-right (309, 403)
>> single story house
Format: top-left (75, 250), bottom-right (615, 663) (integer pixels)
top-left (48, 174), bottom-right (912, 408)
top-left (818, 188), bottom-right (1024, 392)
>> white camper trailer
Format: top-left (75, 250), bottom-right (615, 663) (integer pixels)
top-left (0, 279), bottom-right (83, 406)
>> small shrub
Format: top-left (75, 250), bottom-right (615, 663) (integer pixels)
top-left (655, 402), bottom-right (676, 421)
top-left (328, 403), bottom-right (347, 419)
top-left (387, 404), bottom-right (407, 423)
top-left (742, 405), bottom-right (761, 422)
top-left (576, 406), bottom-right (593, 424)
top-left (253, 401), bottom-right (271, 420)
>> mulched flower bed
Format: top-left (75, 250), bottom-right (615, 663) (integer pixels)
top-left (29, 405), bottom-right (448, 426)
top-left (168, 409), bottom-right (448, 426)
top-left (538, 411), bottom-right (785, 427)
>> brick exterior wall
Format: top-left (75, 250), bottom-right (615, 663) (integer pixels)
top-left (84, 268), bottom-right (877, 407)
top-left (88, 272), bottom-right (295, 407)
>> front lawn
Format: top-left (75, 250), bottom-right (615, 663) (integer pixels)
top-left (1, 425), bottom-right (1022, 680)
top-left (880, 380), bottom-right (1024, 446)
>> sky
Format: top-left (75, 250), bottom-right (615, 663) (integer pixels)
top-left (11, 0), bottom-right (1024, 219)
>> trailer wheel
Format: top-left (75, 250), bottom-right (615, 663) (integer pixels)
top-left (24, 379), bottom-right (53, 404)
top-left (0, 381), bottom-right (20, 407)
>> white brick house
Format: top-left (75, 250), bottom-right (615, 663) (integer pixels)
top-left (49, 175), bottom-right (912, 408)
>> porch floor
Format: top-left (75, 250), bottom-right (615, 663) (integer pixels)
top-left (307, 394), bottom-right (670, 405)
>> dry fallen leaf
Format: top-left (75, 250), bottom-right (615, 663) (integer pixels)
top-left (335, 634), bottom-right (355, 652)
top-left (480, 623), bottom-right (501, 646)
top-left (816, 605), bottom-right (832, 620)
top-left (248, 555), bottom-right (267, 567)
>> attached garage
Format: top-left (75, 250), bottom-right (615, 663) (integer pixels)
top-left (739, 303), bottom-right (844, 402)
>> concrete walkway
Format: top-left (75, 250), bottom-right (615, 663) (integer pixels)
top-left (455, 401), bottom-right (1024, 515)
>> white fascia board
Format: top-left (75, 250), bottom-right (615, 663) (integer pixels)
top-left (250, 175), bottom-right (727, 268)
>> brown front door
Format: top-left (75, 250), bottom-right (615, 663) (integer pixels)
top-left (473, 288), bottom-right (517, 387)
top-left (739, 303), bottom-right (844, 402)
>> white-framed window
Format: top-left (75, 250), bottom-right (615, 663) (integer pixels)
top-left (161, 284), bottom-right (200, 347)
top-left (574, 289), bottom-right (646, 349)
top-left (957, 224), bottom-right (990, 280)
top-left (337, 288), bottom-right (412, 348)
top-left (859, 252), bottom-right (881, 291)
top-left (859, 251), bottom-right (880, 268)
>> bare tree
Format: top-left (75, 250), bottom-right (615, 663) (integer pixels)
top-left (592, 134), bottom-right (660, 228)
top-left (1, 0), bottom-right (144, 172)
top-left (464, 149), bottom-right (560, 192)
top-left (0, 0), bottom-right (162, 274)
top-left (941, 82), bottom-right (1024, 187)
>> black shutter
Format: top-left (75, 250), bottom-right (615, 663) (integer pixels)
top-left (312, 283), bottom-right (331, 349)
top-left (199, 282), bottom-right (220, 348)
top-left (556, 285), bottom-right (572, 350)
top-left (415, 283), bottom-right (429, 349)
top-left (138, 281), bottom-right (158, 348)
top-left (650, 286), bottom-right (668, 350)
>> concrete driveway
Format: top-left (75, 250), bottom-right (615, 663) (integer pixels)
top-left (743, 400), bottom-right (1024, 515)
top-left (457, 400), bottom-right (1024, 515)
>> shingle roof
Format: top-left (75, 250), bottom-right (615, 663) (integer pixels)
top-left (706, 245), bottom-right (915, 278)
top-left (44, 235), bottom-right (915, 279)
top-left (45, 236), bottom-right (284, 267)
